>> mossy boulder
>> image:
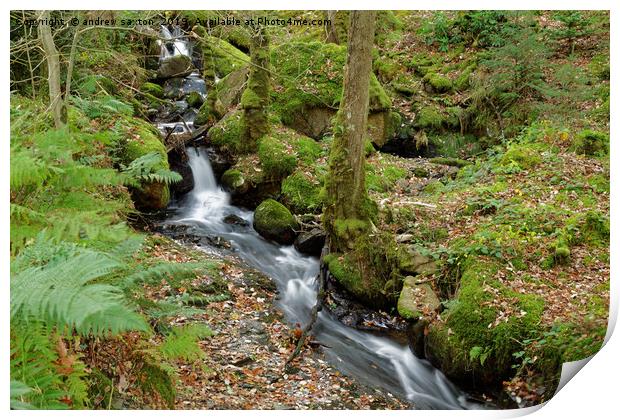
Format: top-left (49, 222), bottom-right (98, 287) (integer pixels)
top-left (270, 41), bottom-right (391, 142)
top-left (500, 144), bottom-right (542, 169)
top-left (397, 276), bottom-right (441, 320)
top-left (207, 110), bottom-right (243, 155)
top-left (140, 82), bottom-right (164, 99)
top-left (157, 54), bottom-right (194, 79)
top-left (221, 169), bottom-right (247, 194)
top-left (215, 67), bottom-right (249, 111)
top-left (253, 199), bottom-right (299, 245)
top-left (257, 136), bottom-right (297, 180)
top-left (572, 129), bottom-right (609, 156)
top-left (120, 117), bottom-right (171, 210)
top-left (186, 91), bottom-right (204, 108)
top-left (281, 171), bottom-right (323, 214)
top-left (423, 72), bottom-right (452, 93)
top-left (415, 106), bottom-right (444, 131)
top-left (196, 32), bottom-right (249, 80)
top-left (424, 257), bottom-right (544, 390)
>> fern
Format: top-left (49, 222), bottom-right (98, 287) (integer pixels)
top-left (10, 146), bottom-right (52, 190)
top-left (121, 261), bottom-right (203, 289)
top-left (10, 380), bottom-right (35, 409)
top-left (159, 324), bottom-right (213, 362)
top-left (121, 152), bottom-right (182, 187)
top-left (11, 246), bottom-right (149, 336)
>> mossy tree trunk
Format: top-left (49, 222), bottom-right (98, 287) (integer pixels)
top-left (38, 10), bottom-right (66, 129)
top-left (240, 25), bottom-right (270, 153)
top-left (323, 11), bottom-right (377, 252)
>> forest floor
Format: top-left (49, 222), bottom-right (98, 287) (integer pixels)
top-left (137, 236), bottom-right (409, 409)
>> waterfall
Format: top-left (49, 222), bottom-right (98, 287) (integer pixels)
top-left (159, 25), bottom-right (191, 58)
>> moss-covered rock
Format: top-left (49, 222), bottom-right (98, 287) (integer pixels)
top-left (157, 54), bottom-right (194, 79)
top-left (186, 91), bottom-right (204, 108)
top-left (119, 117), bottom-right (171, 210)
top-left (221, 169), bottom-right (246, 194)
top-left (500, 144), bottom-right (542, 169)
top-left (270, 41), bottom-right (391, 142)
top-left (140, 82), bottom-right (164, 99)
top-left (253, 199), bottom-right (299, 245)
top-left (397, 276), bottom-right (441, 320)
top-left (423, 72), bottom-right (452, 93)
top-left (415, 106), bottom-right (444, 131)
top-left (281, 171), bottom-right (323, 214)
top-left (572, 129), bottom-right (609, 156)
top-left (257, 136), bottom-right (296, 180)
top-left (207, 110), bottom-right (243, 154)
top-left (425, 257), bottom-right (544, 389)
top-left (429, 157), bottom-right (472, 168)
top-left (195, 32), bottom-right (249, 80)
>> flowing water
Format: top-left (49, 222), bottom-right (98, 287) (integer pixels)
top-left (156, 27), bottom-right (481, 409)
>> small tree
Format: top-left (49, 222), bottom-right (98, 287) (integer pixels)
top-left (38, 11), bottom-right (66, 128)
top-left (240, 24), bottom-right (270, 152)
top-left (323, 11), bottom-right (377, 252)
top-left (552, 11), bottom-right (594, 55)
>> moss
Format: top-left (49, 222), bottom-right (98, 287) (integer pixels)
top-left (572, 129), bottom-right (609, 156)
top-left (207, 110), bottom-right (243, 154)
top-left (427, 257), bottom-right (544, 387)
top-left (364, 140), bottom-right (376, 157)
top-left (186, 91), bottom-right (204, 108)
top-left (257, 136), bottom-right (296, 179)
top-left (415, 106), bottom-right (444, 130)
top-left (423, 72), bottom-right (452, 93)
top-left (291, 135), bottom-right (323, 165)
top-left (500, 144), bottom-right (542, 169)
top-left (281, 171), bottom-right (323, 214)
top-left (324, 253), bottom-right (363, 296)
top-left (140, 82), bottom-right (164, 99)
top-left (453, 63), bottom-right (477, 91)
top-left (334, 218), bottom-right (369, 241)
top-left (374, 56), bottom-right (402, 83)
top-left (270, 41), bottom-right (391, 125)
top-left (198, 34), bottom-right (249, 78)
top-left (221, 169), bottom-right (245, 190)
top-left (253, 199), bottom-right (299, 244)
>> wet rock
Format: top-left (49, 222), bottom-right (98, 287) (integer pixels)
top-left (406, 317), bottom-right (429, 358)
top-left (168, 148), bottom-right (194, 196)
top-left (293, 228), bottom-right (326, 256)
top-left (223, 214), bottom-right (249, 227)
top-left (253, 199), bottom-right (299, 245)
top-left (157, 54), bottom-right (194, 79)
top-left (217, 67), bottom-right (249, 110)
top-left (397, 276), bottom-right (441, 320)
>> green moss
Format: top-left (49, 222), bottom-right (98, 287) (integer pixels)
top-left (198, 34), bottom-right (249, 78)
top-left (364, 139), bottom-right (376, 156)
top-left (257, 136), bottom-right (296, 179)
top-left (366, 164), bottom-right (407, 193)
top-left (186, 91), bottom-right (204, 108)
top-left (292, 136), bottom-right (323, 165)
top-left (270, 42), bottom-right (391, 125)
top-left (415, 106), bottom-right (444, 130)
top-left (281, 171), bottom-right (323, 214)
top-left (374, 57), bottom-right (402, 82)
top-left (253, 199), bottom-right (299, 244)
top-left (453, 63), bottom-right (477, 91)
top-left (423, 72), bottom-right (452, 93)
top-left (427, 257), bottom-right (544, 385)
top-left (207, 110), bottom-right (243, 154)
top-left (500, 144), bottom-right (542, 169)
top-left (221, 169), bottom-right (245, 190)
top-left (572, 129), bottom-right (609, 156)
top-left (140, 82), bottom-right (164, 99)
top-left (324, 253), bottom-right (364, 298)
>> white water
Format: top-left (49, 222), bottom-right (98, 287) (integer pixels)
top-left (159, 25), bottom-right (191, 58)
top-left (166, 147), bottom-right (481, 409)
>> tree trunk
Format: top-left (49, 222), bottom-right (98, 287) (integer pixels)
top-left (323, 11), bottom-right (377, 252)
top-left (240, 25), bottom-right (270, 152)
top-left (325, 11), bottom-right (339, 44)
top-left (38, 10), bottom-right (66, 128)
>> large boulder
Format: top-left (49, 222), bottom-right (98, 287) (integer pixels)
top-left (270, 41), bottom-right (392, 143)
top-left (253, 199), bottom-right (299, 245)
top-left (158, 55), bottom-right (194, 79)
top-left (397, 276), bottom-right (441, 320)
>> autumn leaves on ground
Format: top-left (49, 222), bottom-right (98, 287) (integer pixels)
top-left (10, 10), bottom-right (609, 409)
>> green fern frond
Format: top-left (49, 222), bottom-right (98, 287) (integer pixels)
top-left (10, 380), bottom-right (35, 409)
top-left (121, 152), bottom-right (182, 187)
top-left (11, 248), bottom-right (149, 336)
top-left (158, 324), bottom-right (213, 363)
top-left (10, 147), bottom-right (52, 190)
top-left (121, 262), bottom-right (203, 289)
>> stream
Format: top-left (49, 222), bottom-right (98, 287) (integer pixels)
top-left (155, 26), bottom-right (481, 410)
